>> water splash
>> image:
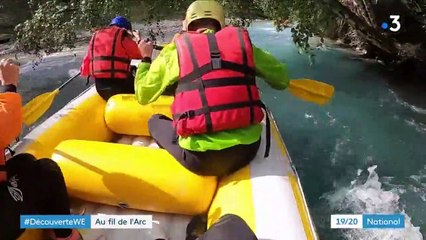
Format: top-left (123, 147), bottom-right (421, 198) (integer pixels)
top-left (408, 166), bottom-right (426, 202)
top-left (404, 119), bottom-right (426, 133)
top-left (330, 137), bottom-right (351, 166)
top-left (326, 112), bottom-right (337, 126)
top-left (389, 90), bottom-right (426, 115)
top-left (324, 165), bottom-right (423, 240)
top-left (303, 111), bottom-right (338, 127)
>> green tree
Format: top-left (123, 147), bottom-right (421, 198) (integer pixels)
top-left (14, 0), bottom-right (322, 57)
top-left (11, 0), bottom-right (426, 64)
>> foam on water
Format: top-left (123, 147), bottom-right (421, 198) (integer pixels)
top-left (389, 89), bottom-right (426, 115)
top-left (404, 119), bottom-right (426, 134)
top-left (324, 165), bottom-right (424, 240)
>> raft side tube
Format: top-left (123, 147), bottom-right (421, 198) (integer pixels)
top-left (52, 139), bottom-right (218, 215)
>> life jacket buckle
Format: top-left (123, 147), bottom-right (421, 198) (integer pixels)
top-left (187, 110), bottom-right (196, 119)
top-left (210, 51), bottom-right (222, 70)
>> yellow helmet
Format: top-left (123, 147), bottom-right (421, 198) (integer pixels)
top-left (185, 0), bottom-right (225, 30)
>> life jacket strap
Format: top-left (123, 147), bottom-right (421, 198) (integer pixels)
top-left (173, 100), bottom-right (264, 120)
top-left (178, 60), bottom-right (255, 84)
top-left (93, 69), bottom-right (130, 74)
top-left (93, 56), bottom-right (131, 64)
top-left (207, 33), bottom-right (222, 70)
top-left (175, 77), bottom-right (256, 94)
top-left (110, 28), bottom-right (124, 79)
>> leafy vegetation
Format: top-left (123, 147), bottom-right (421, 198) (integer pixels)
top-left (7, 0), bottom-right (426, 64)
top-left (12, 0), bottom-right (330, 58)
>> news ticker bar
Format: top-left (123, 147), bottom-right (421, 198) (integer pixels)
top-left (20, 215), bottom-right (152, 229)
top-left (20, 214), bottom-right (405, 230)
top-left (331, 214), bottom-right (405, 229)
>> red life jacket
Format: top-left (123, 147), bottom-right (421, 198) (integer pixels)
top-left (172, 27), bottom-right (270, 156)
top-left (89, 26), bottom-right (131, 79)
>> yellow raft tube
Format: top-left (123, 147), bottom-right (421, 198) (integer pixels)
top-left (14, 86), bottom-right (318, 240)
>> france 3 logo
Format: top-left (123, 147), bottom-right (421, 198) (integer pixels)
top-left (381, 15), bottom-right (401, 32)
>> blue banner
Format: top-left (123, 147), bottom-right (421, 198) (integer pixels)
top-left (362, 214), bottom-right (405, 229)
top-left (20, 215), bottom-right (91, 229)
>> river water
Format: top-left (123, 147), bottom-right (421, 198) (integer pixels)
top-left (16, 21), bottom-right (425, 239)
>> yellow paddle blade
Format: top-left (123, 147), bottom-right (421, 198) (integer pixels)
top-left (23, 89), bottom-right (60, 126)
top-left (288, 79), bottom-right (335, 105)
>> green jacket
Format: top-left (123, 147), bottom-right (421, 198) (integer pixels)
top-left (135, 30), bottom-right (289, 152)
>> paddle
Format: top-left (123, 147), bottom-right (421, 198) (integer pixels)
top-left (288, 79), bottom-right (334, 105)
top-left (22, 68), bottom-right (332, 127)
top-left (23, 72), bottom-right (81, 126)
top-left (151, 44), bottom-right (334, 105)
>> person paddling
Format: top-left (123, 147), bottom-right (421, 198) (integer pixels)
top-left (0, 59), bottom-right (83, 240)
top-left (134, 0), bottom-right (293, 177)
top-left (80, 16), bottom-right (142, 101)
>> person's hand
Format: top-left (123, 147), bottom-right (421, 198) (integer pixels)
top-left (0, 58), bottom-right (20, 87)
top-left (138, 38), bottom-right (154, 58)
top-left (132, 30), bottom-right (141, 43)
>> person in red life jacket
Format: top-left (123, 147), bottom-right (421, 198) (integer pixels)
top-left (0, 59), bottom-right (83, 240)
top-left (80, 16), bottom-right (142, 101)
top-left (134, 0), bottom-right (291, 178)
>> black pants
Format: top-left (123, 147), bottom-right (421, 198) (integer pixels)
top-left (148, 114), bottom-right (260, 177)
top-left (197, 214), bottom-right (257, 240)
top-left (0, 154), bottom-right (72, 240)
top-left (95, 76), bottom-right (135, 101)
top-left (95, 77), bottom-right (177, 101)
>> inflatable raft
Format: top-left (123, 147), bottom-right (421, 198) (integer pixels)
top-left (13, 86), bottom-right (318, 240)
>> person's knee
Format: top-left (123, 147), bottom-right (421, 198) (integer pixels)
top-left (217, 214), bottom-right (245, 225)
top-left (221, 214), bottom-right (239, 220)
top-left (6, 153), bottom-right (37, 173)
top-left (200, 214), bottom-right (257, 240)
top-left (37, 158), bottom-right (63, 177)
top-left (36, 159), bottom-right (68, 193)
top-left (150, 114), bottom-right (169, 121)
top-left (9, 153), bottom-right (36, 162)
top-left (148, 114), bottom-right (168, 129)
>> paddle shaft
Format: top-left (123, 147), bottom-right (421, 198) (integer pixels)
top-left (58, 72), bottom-right (81, 91)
